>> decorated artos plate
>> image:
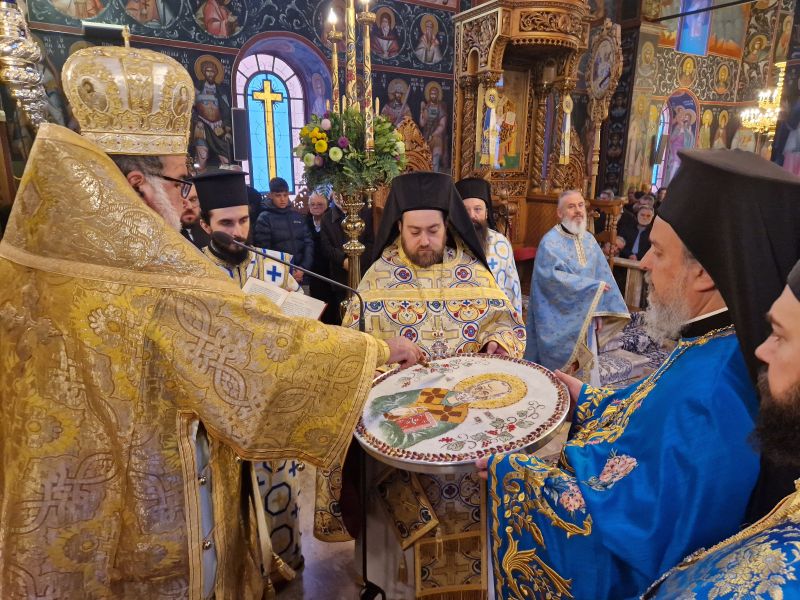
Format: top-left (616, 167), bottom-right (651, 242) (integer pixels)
top-left (354, 354), bottom-right (570, 474)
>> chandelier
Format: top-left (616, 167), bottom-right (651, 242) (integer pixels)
top-left (740, 62), bottom-right (786, 135)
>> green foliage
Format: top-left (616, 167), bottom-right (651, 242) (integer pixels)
top-left (295, 105), bottom-right (407, 195)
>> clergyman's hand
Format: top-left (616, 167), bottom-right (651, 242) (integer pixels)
top-left (475, 454), bottom-right (492, 481)
top-left (385, 336), bottom-right (424, 370)
top-left (555, 369), bottom-right (582, 417)
top-left (482, 341), bottom-right (508, 356)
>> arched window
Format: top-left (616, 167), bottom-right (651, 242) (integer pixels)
top-left (235, 54), bottom-right (305, 195)
top-left (650, 104), bottom-right (671, 191)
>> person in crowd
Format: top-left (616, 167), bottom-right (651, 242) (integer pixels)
top-left (179, 185), bottom-right (210, 248)
top-left (253, 177), bottom-right (313, 284)
top-left (306, 190), bottom-right (333, 305)
top-left (320, 192), bottom-right (374, 325)
top-left (618, 203), bottom-right (655, 260)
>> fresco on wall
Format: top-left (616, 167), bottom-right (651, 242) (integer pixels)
top-left (125, 0), bottom-right (182, 28)
top-left (374, 72), bottom-right (453, 173)
top-left (662, 91), bottom-right (698, 185)
top-left (659, 0), bottom-right (682, 46)
top-left (193, 54), bottom-right (233, 169)
top-left (22, 1), bottom-right (457, 178)
top-left (708, 0), bottom-right (748, 57)
top-left (29, 0), bottom-right (455, 75)
top-left (372, 7), bottom-right (403, 60)
top-left (48, 0), bottom-right (107, 19)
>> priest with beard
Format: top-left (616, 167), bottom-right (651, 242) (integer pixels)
top-left (195, 169), bottom-right (299, 292)
top-left (455, 176), bottom-right (522, 315)
top-left (344, 171), bottom-right (525, 359)
top-left (524, 189), bottom-right (628, 384)
top-left (642, 262), bottom-right (800, 600)
top-left (477, 149), bottom-right (798, 599)
top-left (338, 171), bottom-right (525, 599)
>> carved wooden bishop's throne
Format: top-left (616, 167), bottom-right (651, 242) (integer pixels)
top-left (452, 0), bottom-right (593, 260)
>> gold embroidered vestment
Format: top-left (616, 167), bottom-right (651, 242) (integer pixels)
top-left (0, 124), bottom-right (387, 599)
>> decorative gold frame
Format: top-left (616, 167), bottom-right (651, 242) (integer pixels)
top-left (453, 0), bottom-right (591, 246)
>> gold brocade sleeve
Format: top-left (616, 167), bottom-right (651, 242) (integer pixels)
top-left (146, 287), bottom-right (380, 468)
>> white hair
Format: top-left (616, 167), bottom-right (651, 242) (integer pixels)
top-left (143, 174), bottom-right (181, 231)
top-left (557, 189), bottom-right (584, 211)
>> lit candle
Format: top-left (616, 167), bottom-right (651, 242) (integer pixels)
top-left (358, 0), bottom-right (375, 151)
top-left (345, 0), bottom-right (357, 104)
top-left (327, 7), bottom-right (342, 113)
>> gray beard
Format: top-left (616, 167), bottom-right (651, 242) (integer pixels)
top-left (561, 217), bottom-right (587, 236)
top-left (643, 272), bottom-right (693, 343)
top-left (144, 175), bottom-right (181, 231)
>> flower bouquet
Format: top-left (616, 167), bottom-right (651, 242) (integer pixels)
top-left (294, 106), bottom-right (407, 195)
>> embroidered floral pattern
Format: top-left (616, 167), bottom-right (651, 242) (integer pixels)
top-left (438, 402), bottom-right (543, 452)
top-left (585, 451), bottom-right (638, 491)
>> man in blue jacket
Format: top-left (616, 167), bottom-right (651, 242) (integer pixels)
top-left (253, 177), bottom-right (313, 284)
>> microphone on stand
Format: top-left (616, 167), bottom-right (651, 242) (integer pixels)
top-left (210, 231), bottom-right (365, 333)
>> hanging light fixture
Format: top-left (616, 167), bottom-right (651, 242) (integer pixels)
top-left (740, 62), bottom-right (786, 137)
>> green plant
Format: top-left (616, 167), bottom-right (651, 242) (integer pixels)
top-left (294, 106), bottom-right (407, 195)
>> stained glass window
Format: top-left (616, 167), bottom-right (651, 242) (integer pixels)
top-left (235, 54), bottom-right (305, 196)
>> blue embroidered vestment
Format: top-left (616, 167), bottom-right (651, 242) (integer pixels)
top-left (488, 326), bottom-right (759, 599)
top-left (525, 225), bottom-right (628, 375)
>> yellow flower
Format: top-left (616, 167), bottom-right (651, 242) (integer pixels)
top-left (314, 139), bottom-right (328, 153)
top-left (301, 126), bottom-right (310, 137)
top-left (312, 127), bottom-right (320, 136)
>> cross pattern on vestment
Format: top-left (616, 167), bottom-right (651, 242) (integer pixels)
top-left (488, 257), bottom-right (499, 271)
top-left (419, 534), bottom-right (481, 588)
top-left (253, 78), bottom-right (284, 180)
top-left (265, 264), bottom-right (282, 282)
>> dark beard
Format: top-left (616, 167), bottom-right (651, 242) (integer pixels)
top-left (401, 238), bottom-right (444, 268)
top-left (472, 219), bottom-right (489, 251)
top-left (752, 370), bottom-right (800, 468)
top-left (208, 239), bottom-right (250, 266)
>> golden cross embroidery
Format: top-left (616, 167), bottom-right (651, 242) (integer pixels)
top-left (253, 78), bottom-right (284, 180)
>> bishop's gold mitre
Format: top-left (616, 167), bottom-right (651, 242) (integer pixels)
top-left (62, 45), bottom-right (194, 156)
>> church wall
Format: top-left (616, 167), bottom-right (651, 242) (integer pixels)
top-left (6, 0), bottom-right (470, 187)
top-left (621, 0), bottom-right (795, 192)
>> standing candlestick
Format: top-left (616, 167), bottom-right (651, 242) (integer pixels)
top-left (327, 8), bottom-right (343, 114)
top-left (345, 0), bottom-right (357, 105)
top-left (357, 1), bottom-right (376, 152)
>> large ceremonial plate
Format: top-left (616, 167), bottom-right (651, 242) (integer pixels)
top-left (355, 354), bottom-right (569, 473)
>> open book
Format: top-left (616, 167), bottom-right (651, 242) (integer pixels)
top-left (242, 277), bottom-right (326, 320)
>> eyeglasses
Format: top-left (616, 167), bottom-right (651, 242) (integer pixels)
top-left (157, 174), bottom-right (194, 199)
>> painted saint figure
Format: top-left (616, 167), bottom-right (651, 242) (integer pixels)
top-left (414, 15), bottom-right (443, 65)
top-left (374, 373), bottom-right (526, 450)
top-left (193, 56), bottom-right (232, 170)
top-left (371, 9), bottom-right (401, 59)
top-left (381, 78), bottom-right (412, 126)
top-left (480, 76), bottom-right (517, 169)
top-left (419, 82), bottom-right (447, 172)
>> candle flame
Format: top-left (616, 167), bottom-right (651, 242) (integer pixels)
top-left (328, 7), bottom-right (337, 25)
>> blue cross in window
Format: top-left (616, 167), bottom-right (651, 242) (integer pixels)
top-left (488, 257), bottom-right (499, 271)
top-left (266, 265), bottom-right (282, 282)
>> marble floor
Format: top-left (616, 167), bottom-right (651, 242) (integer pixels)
top-left (276, 422), bottom-right (571, 599)
top-left (275, 465), bottom-right (360, 599)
